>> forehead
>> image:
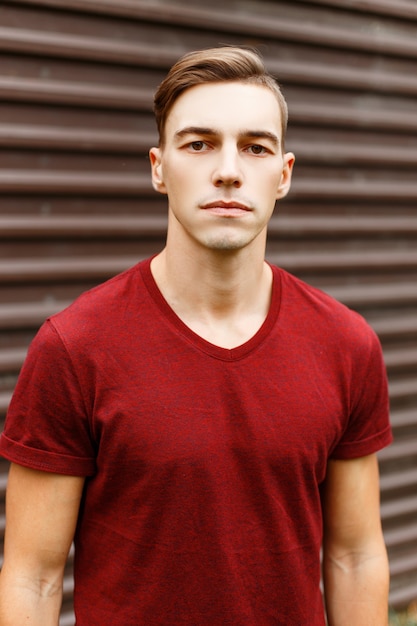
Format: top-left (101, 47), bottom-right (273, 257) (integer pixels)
top-left (165, 82), bottom-right (282, 140)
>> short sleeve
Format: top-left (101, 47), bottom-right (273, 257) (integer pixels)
top-left (331, 325), bottom-right (392, 459)
top-left (0, 320), bottom-right (96, 476)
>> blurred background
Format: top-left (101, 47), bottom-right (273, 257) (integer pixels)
top-left (0, 0), bottom-right (416, 622)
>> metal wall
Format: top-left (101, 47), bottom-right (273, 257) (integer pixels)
top-left (1, 0), bottom-right (416, 620)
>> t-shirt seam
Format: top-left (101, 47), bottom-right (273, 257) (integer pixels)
top-left (0, 434), bottom-right (95, 475)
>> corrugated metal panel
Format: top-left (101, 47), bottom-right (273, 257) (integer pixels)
top-left (0, 0), bottom-right (416, 620)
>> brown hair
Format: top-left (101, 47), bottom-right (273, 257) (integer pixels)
top-left (153, 46), bottom-right (288, 149)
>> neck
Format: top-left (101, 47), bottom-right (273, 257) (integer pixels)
top-left (150, 240), bottom-right (273, 348)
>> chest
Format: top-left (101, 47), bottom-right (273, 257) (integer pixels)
top-left (88, 338), bottom-right (347, 486)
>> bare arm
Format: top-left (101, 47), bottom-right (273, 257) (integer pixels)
top-left (0, 463), bottom-right (84, 626)
top-left (322, 454), bottom-right (389, 626)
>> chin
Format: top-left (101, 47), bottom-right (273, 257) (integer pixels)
top-left (203, 238), bottom-right (252, 252)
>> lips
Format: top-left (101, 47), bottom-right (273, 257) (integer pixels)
top-left (202, 200), bottom-right (250, 210)
top-left (200, 200), bottom-right (252, 216)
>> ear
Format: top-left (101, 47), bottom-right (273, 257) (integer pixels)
top-left (276, 152), bottom-right (295, 200)
top-left (149, 147), bottom-right (167, 194)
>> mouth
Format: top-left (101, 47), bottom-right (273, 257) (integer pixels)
top-left (200, 200), bottom-right (252, 216)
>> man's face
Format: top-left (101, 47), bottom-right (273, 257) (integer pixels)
top-left (150, 81), bottom-right (294, 254)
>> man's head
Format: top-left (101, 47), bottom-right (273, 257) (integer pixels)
top-left (149, 47), bottom-right (295, 255)
top-left (153, 46), bottom-right (288, 150)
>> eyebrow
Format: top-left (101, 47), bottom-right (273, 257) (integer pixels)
top-left (174, 126), bottom-right (280, 147)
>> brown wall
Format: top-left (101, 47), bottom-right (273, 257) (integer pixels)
top-left (1, 0), bottom-right (417, 621)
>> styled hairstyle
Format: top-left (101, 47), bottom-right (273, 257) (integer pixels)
top-left (153, 46), bottom-right (289, 149)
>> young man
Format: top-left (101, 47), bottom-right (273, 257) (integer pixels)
top-left (0, 47), bottom-right (392, 625)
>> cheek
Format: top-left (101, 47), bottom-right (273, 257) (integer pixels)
top-left (166, 163), bottom-right (203, 195)
top-left (163, 158), bottom-right (192, 185)
top-left (255, 173), bottom-right (280, 201)
top-left (249, 161), bottom-right (282, 186)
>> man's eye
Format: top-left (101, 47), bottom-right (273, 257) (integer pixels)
top-left (248, 145), bottom-right (266, 155)
top-left (189, 141), bottom-right (206, 151)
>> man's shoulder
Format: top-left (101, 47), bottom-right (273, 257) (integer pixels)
top-left (274, 265), bottom-right (378, 345)
top-left (47, 258), bottom-right (151, 338)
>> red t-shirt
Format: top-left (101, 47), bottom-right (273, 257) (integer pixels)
top-left (0, 259), bottom-right (392, 625)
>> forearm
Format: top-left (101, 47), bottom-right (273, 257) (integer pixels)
top-left (323, 548), bottom-right (390, 626)
top-left (0, 570), bottom-right (62, 626)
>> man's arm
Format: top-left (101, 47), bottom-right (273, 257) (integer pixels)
top-left (0, 463), bottom-right (85, 626)
top-left (322, 453), bottom-right (389, 626)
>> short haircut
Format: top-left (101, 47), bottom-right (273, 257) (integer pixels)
top-left (153, 46), bottom-right (289, 150)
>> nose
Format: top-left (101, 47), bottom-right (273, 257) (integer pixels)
top-left (212, 145), bottom-right (243, 188)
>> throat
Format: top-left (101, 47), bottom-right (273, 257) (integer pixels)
top-left (150, 251), bottom-right (273, 348)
